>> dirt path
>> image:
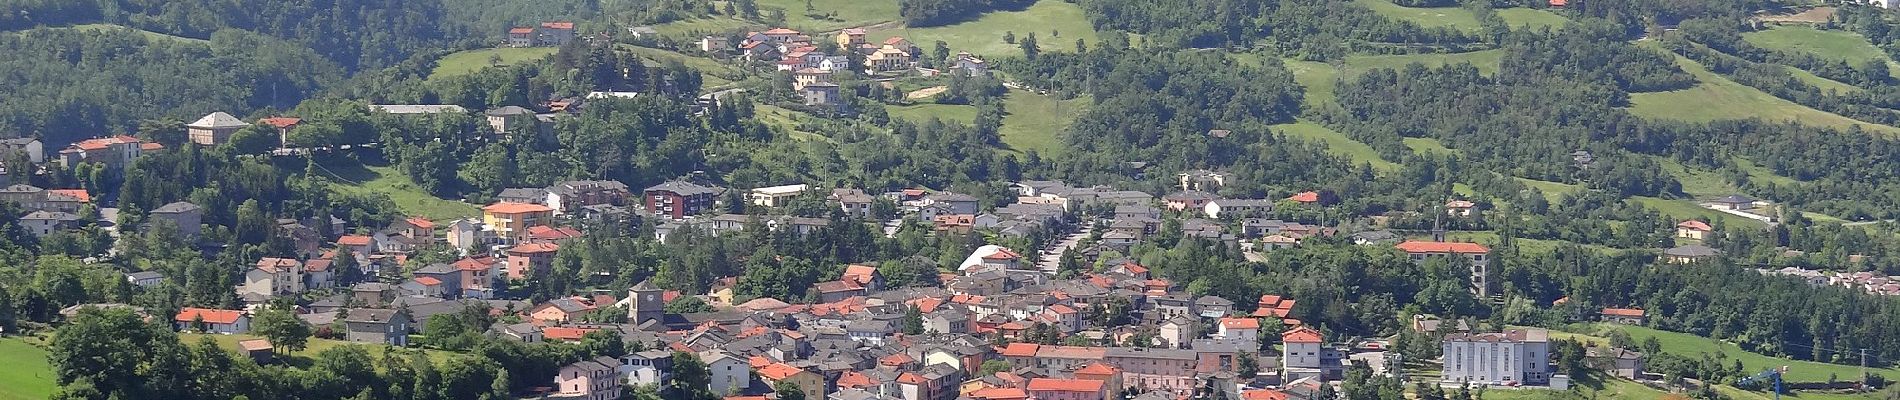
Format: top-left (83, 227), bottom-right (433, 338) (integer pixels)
top-left (906, 86), bottom-right (948, 100)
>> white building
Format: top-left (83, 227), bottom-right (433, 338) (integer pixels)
top-left (701, 350), bottom-right (751, 395)
top-left (749, 184), bottom-right (810, 207)
top-left (1442, 329), bottom-right (1556, 387)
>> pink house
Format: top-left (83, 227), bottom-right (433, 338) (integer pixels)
top-left (554, 356), bottom-right (622, 400)
top-left (1027, 378), bottom-right (1107, 400)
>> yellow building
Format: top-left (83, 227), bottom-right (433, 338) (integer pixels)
top-left (759, 363), bottom-right (826, 399)
top-left (482, 202), bottom-right (554, 242)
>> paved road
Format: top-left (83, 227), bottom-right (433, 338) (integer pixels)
top-left (1037, 224), bottom-right (1093, 273)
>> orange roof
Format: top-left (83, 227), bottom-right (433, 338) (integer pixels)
top-left (843, 264), bottom-right (879, 282)
top-left (47, 189), bottom-right (89, 203)
top-left (1001, 343), bottom-right (1040, 357)
top-left (1075, 362), bottom-right (1120, 375)
top-left (1048, 304), bottom-right (1077, 314)
top-left (1258, 295), bottom-right (1283, 307)
top-left (1677, 220), bottom-right (1712, 231)
top-left (175, 307), bottom-right (244, 324)
top-left (911, 297), bottom-right (945, 313)
top-left (968, 387), bottom-right (1031, 400)
top-left (527, 225), bottom-right (582, 240)
top-left (997, 321), bottom-right (1028, 330)
top-left (1601, 308), bottom-right (1646, 317)
top-left (508, 243), bottom-right (560, 254)
top-left (543, 326), bottom-right (598, 341)
top-left (837, 370), bottom-right (875, 389)
top-left (405, 217), bottom-right (435, 229)
top-left (140, 142), bottom-right (164, 151)
top-left (748, 355), bottom-right (772, 368)
top-left (258, 117), bottom-right (302, 129)
top-left (540, 21), bottom-right (575, 30)
top-left (509, 27), bottom-right (535, 34)
top-left (415, 276), bottom-right (442, 286)
top-left (1287, 191), bottom-right (1320, 203)
top-left (453, 256), bottom-right (498, 271)
top-left (762, 28), bottom-right (801, 35)
top-left (1394, 241), bottom-right (1490, 254)
top-left (1548, 0), bottom-right (1566, 6)
top-left (484, 201), bottom-right (554, 214)
top-left (1115, 262), bottom-right (1148, 274)
top-left (1242, 389), bottom-right (1290, 400)
top-left (1027, 378), bottom-right (1104, 393)
top-left (1220, 317), bottom-right (1261, 330)
top-left (898, 372), bottom-right (928, 384)
top-left (1282, 326), bottom-right (1323, 343)
top-left (982, 248), bottom-right (1022, 260)
top-left (337, 235), bottom-right (372, 246)
top-left (757, 362), bottom-right (809, 380)
top-left (238, 339), bottom-right (273, 351)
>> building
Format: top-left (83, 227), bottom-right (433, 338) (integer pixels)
top-left (836, 28), bottom-right (867, 49)
top-left (506, 243), bottom-right (560, 279)
top-left (758, 363), bottom-right (826, 400)
top-left (482, 202), bottom-right (555, 243)
top-left (1216, 317), bottom-right (1260, 342)
top-left (947, 51), bottom-right (988, 77)
top-left (1709, 194), bottom-right (1758, 211)
top-left (1026, 378), bottom-right (1106, 400)
top-left (645, 181), bottom-right (717, 219)
top-left (1585, 347), bottom-right (1645, 379)
top-left (1163, 191), bottom-right (1217, 211)
top-left (150, 201), bottom-right (204, 237)
top-left (1663, 244), bottom-right (1722, 264)
top-left (865, 45), bottom-right (912, 72)
top-left (19, 210), bottom-right (79, 237)
top-left (1675, 220), bottom-right (1712, 240)
top-left (507, 26), bottom-right (536, 47)
top-left (174, 307), bottom-right (250, 334)
top-left (1446, 200), bottom-right (1478, 217)
top-left (1599, 308), bottom-right (1646, 325)
top-left (1204, 199), bottom-right (1273, 219)
top-left (0, 137), bottom-right (43, 163)
top-left (241, 257), bottom-right (306, 298)
top-left (554, 356), bottom-right (623, 400)
top-left (750, 184), bottom-right (810, 207)
top-left (700, 35), bottom-right (731, 52)
top-left (186, 112), bottom-right (250, 146)
top-left (484, 106), bottom-right (534, 135)
top-left (1395, 241), bottom-right (1491, 297)
top-left (125, 271), bottom-right (164, 287)
top-left (1441, 329), bottom-right (1554, 387)
top-left (802, 82), bottom-right (841, 106)
top-left (539, 21), bottom-right (577, 46)
top-left (548, 180), bottom-right (632, 215)
top-left (258, 117), bottom-right (301, 147)
top-left (58, 135), bottom-right (150, 169)
top-left (343, 308), bottom-right (411, 346)
top-left (1281, 326), bottom-right (1341, 381)
top-left (701, 350), bottom-right (752, 395)
top-left (627, 280), bottom-right (665, 328)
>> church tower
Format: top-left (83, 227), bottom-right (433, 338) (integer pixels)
top-left (628, 280), bottom-right (664, 328)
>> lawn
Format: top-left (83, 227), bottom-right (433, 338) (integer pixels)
top-left (1657, 156), bottom-right (1802, 199)
top-left (180, 333), bottom-right (462, 367)
top-left (0, 337), bottom-right (55, 400)
top-left (757, 0), bottom-right (901, 32)
top-left (1481, 376), bottom-right (1670, 400)
top-left (429, 47), bottom-right (559, 81)
top-left (1584, 325), bottom-right (1900, 383)
top-left (316, 158), bottom-right (481, 221)
top-left (1354, 0), bottom-right (1482, 32)
top-left (1629, 44), bottom-right (1900, 135)
top-left (650, 17), bottom-right (758, 38)
top-left (1783, 65), bottom-right (1861, 93)
top-left (1628, 196), bottom-right (1767, 228)
top-left (888, 103), bottom-right (980, 124)
top-left (756, 104), bottom-right (833, 142)
top-left (866, 0), bottom-right (1100, 58)
top-left (1286, 50), bottom-right (1505, 105)
top-left (1273, 121), bottom-right (1400, 172)
top-left (60, 23), bottom-right (206, 43)
top-left (1404, 137), bottom-right (1460, 157)
top-left (1742, 26), bottom-right (1889, 65)
top-left (1496, 8), bottom-right (1569, 30)
top-left (1516, 178), bottom-right (1582, 202)
top-left (999, 90), bottom-right (1087, 155)
top-left (620, 45), bottom-right (747, 89)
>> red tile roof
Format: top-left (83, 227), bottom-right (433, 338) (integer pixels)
top-left (47, 189), bottom-right (89, 203)
top-left (837, 370), bottom-right (875, 389)
top-left (1075, 362), bottom-right (1120, 375)
top-left (454, 256), bottom-right (498, 271)
top-left (1220, 317), bottom-right (1261, 330)
top-left (968, 387), bottom-right (1031, 400)
top-left (898, 372), bottom-right (928, 384)
top-left (544, 326), bottom-right (597, 341)
top-left (415, 276), bottom-right (442, 286)
top-left (1394, 241), bottom-right (1490, 254)
top-left (1027, 378), bottom-right (1104, 393)
top-left (258, 117), bottom-right (302, 129)
top-left (1548, 0), bottom-right (1566, 6)
top-left (175, 307), bottom-right (244, 324)
top-left (1001, 343), bottom-right (1040, 357)
top-left (1287, 191), bottom-right (1320, 203)
top-left (1601, 307), bottom-right (1645, 317)
top-left (1242, 389), bottom-right (1290, 400)
top-left (404, 217), bottom-right (435, 229)
top-left (509, 27), bottom-right (535, 34)
top-left (255, 257), bottom-right (301, 272)
top-left (337, 235), bottom-right (372, 246)
top-left (1677, 220), bottom-right (1712, 231)
top-left (527, 225), bottom-right (582, 241)
top-left (756, 362), bottom-right (809, 380)
top-left (484, 201), bottom-right (554, 214)
top-left (508, 243), bottom-right (561, 254)
top-left (1282, 326), bottom-right (1323, 343)
top-left (540, 21), bottom-right (575, 30)
top-left (762, 28), bottom-right (801, 35)
top-left (982, 248), bottom-right (1022, 260)
top-left (879, 352), bottom-right (915, 366)
top-left (1115, 262), bottom-right (1148, 274)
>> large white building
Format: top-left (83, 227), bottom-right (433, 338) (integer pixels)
top-left (1442, 329), bottom-right (1556, 387)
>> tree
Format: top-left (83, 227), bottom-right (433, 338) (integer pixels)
top-left (979, 360), bottom-right (1011, 375)
top-left (903, 305), bottom-right (925, 334)
top-left (1020, 32), bottom-right (1039, 59)
top-left (48, 307), bottom-right (190, 399)
top-left (665, 296), bottom-right (715, 314)
top-left (775, 381), bottom-right (807, 400)
top-left (666, 351), bottom-right (713, 400)
top-left (1237, 351), bottom-right (1259, 377)
top-left (252, 303), bottom-right (312, 352)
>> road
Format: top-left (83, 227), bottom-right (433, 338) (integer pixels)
top-left (1037, 224), bottom-right (1092, 273)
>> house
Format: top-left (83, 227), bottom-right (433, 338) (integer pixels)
top-left (453, 256), bottom-right (502, 296)
top-left (841, 264), bottom-right (885, 291)
top-left (343, 308), bottom-right (411, 346)
top-left (1446, 200), bottom-right (1478, 217)
top-left (411, 263), bottom-right (464, 297)
top-left (1281, 326), bottom-right (1341, 381)
top-left (484, 106), bottom-right (534, 135)
top-left (0, 184), bottom-right (45, 211)
top-left (865, 45), bottom-right (912, 72)
top-left (758, 363), bottom-right (827, 399)
top-left (58, 135), bottom-right (150, 169)
top-left (554, 356), bottom-right (623, 400)
top-left (1204, 199), bottom-right (1273, 219)
top-left (1663, 244), bottom-right (1722, 264)
top-left (530, 296), bottom-right (601, 324)
top-left (124, 271), bottom-right (164, 287)
top-left (186, 112), bottom-right (250, 146)
top-left (506, 243), bottom-right (560, 279)
top-left (1395, 241), bottom-right (1491, 297)
top-left (1027, 378), bottom-right (1107, 400)
top-left (1216, 317), bottom-right (1260, 342)
top-left (258, 117), bottom-right (301, 147)
top-left (1163, 191), bottom-right (1217, 211)
top-left (645, 181), bottom-right (717, 219)
top-left (507, 26), bottom-right (536, 47)
top-left (622, 350), bottom-right (674, 387)
top-left (1178, 170), bottom-right (1228, 192)
top-left (527, 225), bottom-right (583, 244)
top-left (174, 308), bottom-right (250, 334)
top-left (1286, 191), bottom-right (1320, 205)
top-left (548, 180), bottom-right (632, 215)
top-left (1442, 329), bottom-right (1555, 387)
top-left (239, 339), bottom-right (274, 364)
top-left (1709, 194), bottom-right (1758, 211)
top-left (482, 201), bottom-right (555, 243)
top-left (836, 28), bottom-right (867, 49)
top-left (337, 235), bottom-right (374, 263)
top-left (701, 350), bottom-right (752, 395)
top-left (831, 188), bottom-right (876, 218)
top-left (369, 104), bottom-right (467, 115)
top-left (19, 210), bottom-right (79, 237)
top-left (802, 82), bottom-right (841, 106)
top-left (241, 257), bottom-right (306, 298)
top-left (1585, 347), bottom-right (1645, 379)
top-left (750, 184), bottom-right (810, 207)
top-left (538, 21), bottom-right (577, 46)
top-left (499, 188), bottom-right (550, 204)
top-left (1349, 230), bottom-right (1400, 245)
top-left (815, 280), bottom-right (867, 303)
top-left (1675, 220), bottom-right (1713, 240)
top-left (1600, 308), bottom-right (1646, 325)
top-left (762, 28), bottom-right (804, 43)
top-left (150, 201), bottom-right (204, 237)
top-left (947, 51), bottom-right (988, 77)
top-left (957, 245), bottom-right (1022, 271)
top-left (700, 35), bottom-right (732, 52)
top-left (0, 137), bottom-right (43, 163)
top-left (844, 319), bottom-right (895, 345)
top-left (925, 309), bottom-right (970, 334)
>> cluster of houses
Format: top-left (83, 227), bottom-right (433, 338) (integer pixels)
top-left (698, 26), bottom-right (988, 107)
top-left (506, 21), bottom-right (578, 48)
top-left (1759, 267), bottom-right (1900, 296)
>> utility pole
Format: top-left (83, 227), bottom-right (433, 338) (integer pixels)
top-left (1862, 348), bottom-right (1869, 379)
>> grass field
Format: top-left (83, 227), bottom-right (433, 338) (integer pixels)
top-left (1516, 178), bottom-right (1582, 201)
top-left (1628, 196), bottom-right (1767, 228)
top-left (1784, 65), bottom-right (1862, 93)
top-left (1273, 121), bottom-right (1401, 172)
top-left (621, 45), bottom-right (747, 89)
top-left (867, 0), bottom-right (1100, 58)
top-left (1355, 0), bottom-right (1482, 31)
top-left (755, 104), bottom-right (833, 142)
top-left (60, 23), bottom-right (206, 43)
top-left (180, 333), bottom-right (462, 367)
top-left (1629, 44), bottom-right (1900, 134)
top-left (318, 159), bottom-right (480, 221)
top-left (999, 90), bottom-right (1087, 155)
top-left (651, 16), bottom-right (758, 38)
top-left (0, 337), bottom-right (55, 400)
top-left (1404, 137), bottom-right (1460, 157)
top-left (1742, 26), bottom-right (1889, 65)
top-left (888, 103), bottom-right (980, 124)
top-left (429, 47), bottom-right (558, 81)
top-left (1482, 376), bottom-right (1670, 400)
top-left (1584, 325), bottom-right (1900, 383)
top-left (757, 0), bottom-right (901, 31)
top-left (1496, 8), bottom-right (1569, 29)
top-left (1288, 50), bottom-right (1505, 105)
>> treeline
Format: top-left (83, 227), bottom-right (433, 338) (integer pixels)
top-left (899, 0), bottom-right (1033, 27)
top-left (0, 28), bottom-right (341, 146)
top-left (0, 0), bottom-right (456, 71)
top-left (1076, 0), bottom-right (1476, 51)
